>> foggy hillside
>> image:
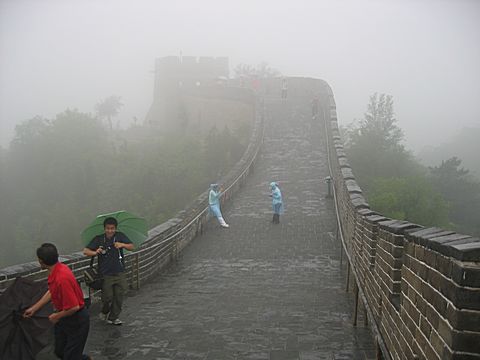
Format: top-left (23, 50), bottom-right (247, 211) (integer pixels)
top-left (417, 127), bottom-right (480, 178)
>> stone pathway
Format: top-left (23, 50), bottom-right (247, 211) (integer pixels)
top-left (83, 98), bottom-right (376, 360)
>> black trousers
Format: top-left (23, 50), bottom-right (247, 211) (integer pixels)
top-left (54, 307), bottom-right (90, 360)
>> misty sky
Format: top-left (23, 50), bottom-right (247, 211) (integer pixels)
top-left (1, 0), bottom-right (479, 152)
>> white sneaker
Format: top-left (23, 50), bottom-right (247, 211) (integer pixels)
top-left (218, 217), bottom-right (229, 228)
top-left (99, 313), bottom-right (108, 321)
top-left (107, 318), bottom-right (123, 325)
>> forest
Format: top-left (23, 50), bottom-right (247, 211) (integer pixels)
top-left (0, 106), bottom-right (250, 268)
top-left (344, 93), bottom-right (480, 237)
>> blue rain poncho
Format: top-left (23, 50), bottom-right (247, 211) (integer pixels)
top-left (209, 184), bottom-right (222, 218)
top-left (270, 182), bottom-right (284, 214)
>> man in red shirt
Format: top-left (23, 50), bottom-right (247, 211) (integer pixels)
top-left (24, 243), bottom-right (91, 360)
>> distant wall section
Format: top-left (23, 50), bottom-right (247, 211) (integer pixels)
top-left (145, 56), bottom-right (254, 135)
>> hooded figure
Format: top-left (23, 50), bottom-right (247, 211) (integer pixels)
top-left (209, 184), bottom-right (229, 228)
top-left (270, 182), bottom-right (284, 224)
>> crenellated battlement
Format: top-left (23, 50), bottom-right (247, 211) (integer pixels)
top-left (154, 55), bottom-right (229, 88)
top-left (147, 55), bottom-right (236, 128)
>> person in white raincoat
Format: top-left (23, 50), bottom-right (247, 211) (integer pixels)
top-left (209, 184), bottom-right (229, 228)
top-left (270, 182), bottom-right (284, 224)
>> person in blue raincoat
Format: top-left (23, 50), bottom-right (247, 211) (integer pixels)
top-left (269, 182), bottom-right (284, 224)
top-left (209, 184), bottom-right (229, 228)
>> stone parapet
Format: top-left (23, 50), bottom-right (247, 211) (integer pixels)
top-left (322, 80), bottom-right (480, 360)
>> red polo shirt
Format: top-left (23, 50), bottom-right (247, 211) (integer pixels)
top-left (48, 262), bottom-right (84, 311)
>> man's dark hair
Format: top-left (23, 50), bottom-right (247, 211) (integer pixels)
top-left (103, 217), bottom-right (118, 228)
top-left (36, 243), bottom-right (59, 266)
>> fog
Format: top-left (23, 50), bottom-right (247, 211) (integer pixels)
top-left (1, 0), bottom-right (479, 152)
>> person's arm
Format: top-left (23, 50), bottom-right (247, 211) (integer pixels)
top-left (210, 190), bottom-right (220, 202)
top-left (114, 241), bottom-right (134, 251)
top-left (272, 190), bottom-right (281, 201)
top-left (24, 290), bottom-right (51, 317)
top-left (83, 247), bottom-right (102, 257)
top-left (48, 305), bottom-right (80, 324)
top-left (83, 238), bottom-right (101, 257)
top-left (114, 232), bottom-right (135, 251)
top-left (48, 279), bottom-right (85, 324)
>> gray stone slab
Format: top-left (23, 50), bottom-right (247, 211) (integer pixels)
top-left (449, 241), bottom-right (480, 262)
top-left (405, 227), bottom-right (447, 246)
top-left (341, 168), bottom-right (355, 180)
top-left (338, 158), bottom-right (350, 168)
top-left (365, 214), bottom-right (389, 223)
top-left (378, 220), bottom-right (421, 235)
top-left (345, 180), bottom-right (362, 194)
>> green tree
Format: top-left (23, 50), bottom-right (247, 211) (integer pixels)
top-left (95, 95), bottom-right (123, 130)
top-left (5, 110), bottom-right (109, 263)
top-left (0, 146), bottom-right (11, 266)
top-left (345, 93), bottom-right (422, 191)
top-left (429, 157), bottom-right (480, 236)
top-left (0, 108), bottom-right (250, 268)
top-left (349, 93), bottom-right (403, 149)
top-left (344, 93), bottom-right (454, 231)
top-left (368, 177), bottom-right (450, 227)
top-left (11, 116), bottom-right (50, 149)
top-left (203, 125), bottom-right (245, 180)
top-left (418, 127), bottom-right (480, 179)
top-left (204, 125), bottom-right (223, 179)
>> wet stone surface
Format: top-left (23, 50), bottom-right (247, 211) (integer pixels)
top-left (81, 99), bottom-right (376, 359)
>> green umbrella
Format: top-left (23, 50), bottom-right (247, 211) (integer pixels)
top-left (81, 210), bottom-right (148, 248)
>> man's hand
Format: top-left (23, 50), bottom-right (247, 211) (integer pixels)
top-left (114, 242), bottom-right (134, 251)
top-left (23, 290), bottom-right (51, 318)
top-left (49, 312), bottom-right (61, 324)
top-left (83, 247), bottom-right (101, 257)
top-left (23, 306), bottom-right (36, 318)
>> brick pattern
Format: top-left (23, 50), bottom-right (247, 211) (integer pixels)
top-left (324, 82), bottom-right (480, 360)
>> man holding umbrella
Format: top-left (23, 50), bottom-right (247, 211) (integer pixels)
top-left (83, 217), bottom-right (134, 325)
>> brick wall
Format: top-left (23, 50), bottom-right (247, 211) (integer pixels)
top-left (323, 81), bottom-right (480, 360)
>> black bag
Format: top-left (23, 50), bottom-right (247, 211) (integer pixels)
top-left (84, 256), bottom-right (103, 290)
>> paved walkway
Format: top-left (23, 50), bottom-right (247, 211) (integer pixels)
top-left (85, 98), bottom-right (376, 360)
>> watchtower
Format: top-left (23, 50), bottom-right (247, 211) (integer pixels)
top-left (146, 56), bottom-right (229, 128)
